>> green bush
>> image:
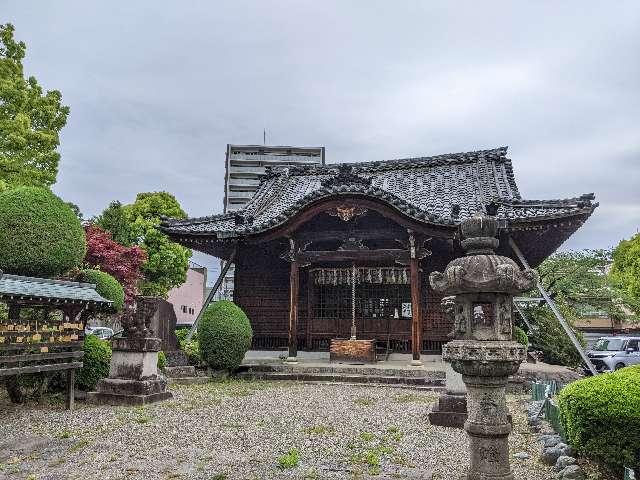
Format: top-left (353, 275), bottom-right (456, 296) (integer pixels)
top-left (77, 335), bottom-right (112, 391)
top-left (513, 326), bottom-right (529, 348)
top-left (528, 308), bottom-right (585, 367)
top-left (0, 186), bottom-right (86, 277)
top-left (198, 300), bottom-right (252, 372)
top-left (79, 269), bottom-right (124, 312)
top-left (182, 340), bottom-right (201, 366)
top-left (558, 365), bottom-right (640, 469)
top-left (157, 351), bottom-right (166, 370)
top-left (175, 328), bottom-right (201, 366)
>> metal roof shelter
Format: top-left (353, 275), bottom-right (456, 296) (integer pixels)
top-left (0, 271), bottom-right (112, 409)
top-left (0, 274), bottom-right (113, 306)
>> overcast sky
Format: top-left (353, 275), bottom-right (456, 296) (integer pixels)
top-left (3, 1), bottom-right (639, 277)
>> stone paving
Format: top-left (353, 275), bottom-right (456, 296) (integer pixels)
top-left (0, 380), bottom-right (587, 480)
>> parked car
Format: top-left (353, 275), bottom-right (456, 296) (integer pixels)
top-left (584, 336), bottom-right (640, 373)
top-left (85, 326), bottom-right (114, 340)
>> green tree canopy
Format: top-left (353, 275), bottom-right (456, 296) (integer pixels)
top-left (124, 192), bottom-right (190, 297)
top-left (518, 249), bottom-right (633, 366)
top-left (535, 249), bottom-right (628, 321)
top-left (610, 233), bottom-right (640, 316)
top-left (0, 23), bottom-right (69, 191)
top-left (94, 200), bottom-right (135, 246)
top-left (95, 192), bottom-right (191, 298)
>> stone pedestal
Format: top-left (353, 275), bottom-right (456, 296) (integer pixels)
top-left (445, 340), bottom-right (525, 480)
top-left (88, 337), bottom-right (173, 406)
top-left (429, 362), bottom-right (468, 428)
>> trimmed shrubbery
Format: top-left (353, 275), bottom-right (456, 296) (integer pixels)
top-left (76, 335), bottom-right (112, 391)
top-left (78, 269), bottom-right (124, 312)
top-left (512, 326), bottom-right (529, 348)
top-left (558, 365), bottom-right (640, 469)
top-left (0, 186), bottom-right (86, 277)
top-left (198, 300), bottom-right (252, 372)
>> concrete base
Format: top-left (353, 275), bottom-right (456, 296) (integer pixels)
top-left (284, 357), bottom-right (298, 364)
top-left (409, 359), bottom-right (424, 367)
top-left (428, 392), bottom-right (468, 428)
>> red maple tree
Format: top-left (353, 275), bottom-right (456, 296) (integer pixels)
top-left (84, 225), bottom-right (147, 304)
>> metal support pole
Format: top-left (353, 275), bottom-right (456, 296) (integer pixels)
top-left (186, 247), bottom-right (237, 341)
top-left (513, 300), bottom-right (534, 331)
top-left (509, 238), bottom-right (598, 375)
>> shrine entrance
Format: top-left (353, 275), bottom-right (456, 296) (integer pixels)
top-left (309, 267), bottom-right (413, 344)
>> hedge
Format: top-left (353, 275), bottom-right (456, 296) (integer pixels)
top-left (198, 300), bottom-right (252, 372)
top-left (558, 365), bottom-right (640, 469)
top-left (79, 269), bottom-right (124, 312)
top-left (0, 186), bottom-right (86, 277)
top-left (77, 335), bottom-right (112, 391)
top-left (513, 326), bottom-right (529, 348)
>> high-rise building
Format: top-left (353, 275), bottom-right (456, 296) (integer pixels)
top-left (219, 144), bottom-right (325, 298)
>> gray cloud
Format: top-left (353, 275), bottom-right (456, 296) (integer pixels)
top-left (4, 0), bottom-right (640, 275)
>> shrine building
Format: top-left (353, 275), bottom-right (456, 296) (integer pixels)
top-left (161, 147), bottom-right (597, 363)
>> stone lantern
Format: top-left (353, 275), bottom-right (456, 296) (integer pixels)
top-left (429, 212), bottom-right (537, 480)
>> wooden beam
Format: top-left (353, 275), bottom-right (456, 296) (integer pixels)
top-left (0, 361), bottom-right (83, 377)
top-left (306, 269), bottom-right (313, 350)
top-left (409, 232), bottom-right (422, 363)
top-left (296, 249), bottom-right (409, 263)
top-left (66, 369), bottom-right (75, 411)
top-left (0, 341), bottom-right (83, 352)
top-left (295, 228), bottom-right (407, 244)
top-left (288, 260), bottom-right (300, 359)
top-left (0, 351), bottom-right (84, 364)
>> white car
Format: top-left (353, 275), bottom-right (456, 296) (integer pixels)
top-left (586, 336), bottom-right (640, 372)
top-left (85, 326), bottom-right (114, 340)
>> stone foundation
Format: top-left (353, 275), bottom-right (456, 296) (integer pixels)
top-left (330, 339), bottom-right (376, 363)
top-left (429, 392), bottom-right (468, 428)
top-left (87, 336), bottom-right (172, 406)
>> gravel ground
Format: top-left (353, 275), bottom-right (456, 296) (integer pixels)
top-left (0, 381), bottom-right (557, 480)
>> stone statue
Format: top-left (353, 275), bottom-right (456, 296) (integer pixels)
top-left (121, 296), bottom-right (157, 338)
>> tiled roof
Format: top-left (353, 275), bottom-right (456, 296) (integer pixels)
top-left (0, 272), bottom-right (112, 305)
top-left (161, 147), bottom-right (597, 238)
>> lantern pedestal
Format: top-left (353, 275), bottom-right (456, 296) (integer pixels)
top-left (87, 337), bottom-right (172, 406)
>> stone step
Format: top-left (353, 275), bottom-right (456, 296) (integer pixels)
top-left (243, 363), bottom-right (444, 380)
top-left (237, 370), bottom-right (446, 388)
top-left (164, 365), bottom-right (196, 378)
top-left (167, 376), bottom-right (211, 385)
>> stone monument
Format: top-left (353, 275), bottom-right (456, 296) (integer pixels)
top-left (88, 296), bottom-right (173, 406)
top-left (429, 211), bottom-right (536, 479)
top-left (428, 296), bottom-right (468, 428)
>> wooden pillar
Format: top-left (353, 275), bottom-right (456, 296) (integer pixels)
top-left (409, 231), bottom-right (423, 365)
top-left (306, 269), bottom-right (313, 351)
top-left (66, 369), bottom-right (75, 411)
top-left (287, 260), bottom-right (300, 361)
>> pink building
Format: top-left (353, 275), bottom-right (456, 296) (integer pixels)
top-left (167, 261), bottom-right (207, 326)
